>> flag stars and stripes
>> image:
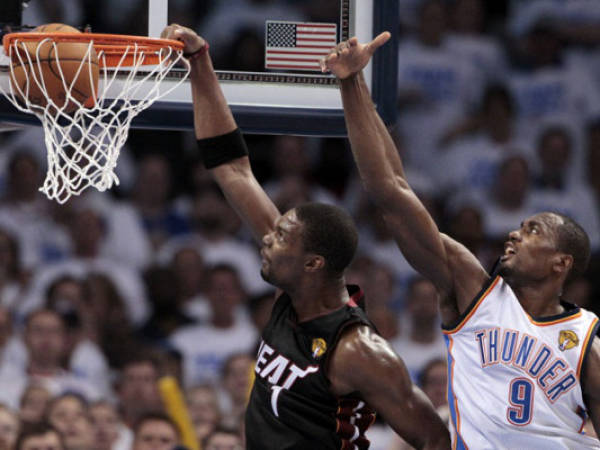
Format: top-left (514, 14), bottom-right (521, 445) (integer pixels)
top-left (265, 21), bottom-right (337, 72)
top-left (267, 23), bottom-right (297, 47)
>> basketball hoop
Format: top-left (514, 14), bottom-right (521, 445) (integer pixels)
top-left (0, 31), bottom-right (190, 203)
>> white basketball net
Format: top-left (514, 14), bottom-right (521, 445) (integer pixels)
top-left (0, 37), bottom-right (190, 203)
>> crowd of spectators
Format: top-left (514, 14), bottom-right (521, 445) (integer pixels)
top-left (0, 0), bottom-right (600, 449)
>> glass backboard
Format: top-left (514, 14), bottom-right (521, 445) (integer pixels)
top-left (0, 0), bottom-right (398, 136)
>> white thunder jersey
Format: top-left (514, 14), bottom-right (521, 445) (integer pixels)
top-left (443, 275), bottom-right (600, 449)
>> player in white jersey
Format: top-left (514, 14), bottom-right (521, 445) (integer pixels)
top-left (322, 34), bottom-right (600, 449)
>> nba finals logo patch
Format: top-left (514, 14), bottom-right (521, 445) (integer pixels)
top-left (311, 338), bottom-right (327, 359)
top-left (558, 330), bottom-right (579, 351)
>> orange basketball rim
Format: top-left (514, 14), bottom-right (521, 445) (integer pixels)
top-left (0, 29), bottom-right (190, 204)
top-left (3, 31), bottom-right (185, 67)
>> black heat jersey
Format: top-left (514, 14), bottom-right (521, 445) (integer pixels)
top-left (245, 285), bottom-right (377, 450)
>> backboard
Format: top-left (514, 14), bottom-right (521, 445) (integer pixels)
top-left (0, 0), bottom-right (398, 136)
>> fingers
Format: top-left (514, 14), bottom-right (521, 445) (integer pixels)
top-left (160, 24), bottom-right (176, 40)
top-left (161, 23), bottom-right (187, 40)
top-left (320, 31), bottom-right (391, 74)
top-left (161, 24), bottom-right (206, 54)
top-left (320, 43), bottom-right (338, 71)
top-left (173, 27), bottom-right (195, 43)
top-left (331, 32), bottom-right (390, 56)
top-left (367, 31), bottom-right (391, 53)
top-left (161, 24), bottom-right (195, 42)
top-left (320, 52), bottom-right (338, 72)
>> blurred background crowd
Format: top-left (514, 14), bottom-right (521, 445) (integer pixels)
top-left (0, 0), bottom-right (600, 449)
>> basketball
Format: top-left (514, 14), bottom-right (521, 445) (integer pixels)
top-left (9, 23), bottom-right (99, 113)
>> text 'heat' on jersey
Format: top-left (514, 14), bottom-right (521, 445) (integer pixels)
top-left (245, 285), bottom-right (376, 450)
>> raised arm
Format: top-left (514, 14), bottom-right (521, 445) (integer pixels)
top-left (328, 326), bottom-right (450, 449)
top-left (162, 25), bottom-right (280, 243)
top-left (322, 34), bottom-right (489, 321)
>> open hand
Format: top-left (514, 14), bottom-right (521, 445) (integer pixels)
top-left (320, 32), bottom-right (391, 79)
top-left (161, 23), bottom-right (206, 55)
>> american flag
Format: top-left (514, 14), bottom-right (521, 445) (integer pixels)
top-left (265, 21), bottom-right (337, 71)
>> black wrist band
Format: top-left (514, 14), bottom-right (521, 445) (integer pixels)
top-left (197, 128), bottom-right (249, 169)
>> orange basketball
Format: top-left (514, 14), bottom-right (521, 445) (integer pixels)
top-left (9, 23), bottom-right (99, 113)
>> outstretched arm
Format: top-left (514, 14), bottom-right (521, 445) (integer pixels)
top-left (329, 326), bottom-right (450, 449)
top-left (322, 35), bottom-right (489, 322)
top-left (162, 25), bottom-right (280, 243)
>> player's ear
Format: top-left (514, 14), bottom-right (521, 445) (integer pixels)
top-left (304, 254), bottom-right (326, 273)
top-left (552, 253), bottom-right (573, 276)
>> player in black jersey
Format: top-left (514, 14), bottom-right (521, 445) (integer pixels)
top-left (161, 24), bottom-right (450, 450)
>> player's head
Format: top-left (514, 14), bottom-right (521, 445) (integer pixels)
top-left (260, 203), bottom-right (358, 289)
top-left (499, 212), bottom-right (590, 287)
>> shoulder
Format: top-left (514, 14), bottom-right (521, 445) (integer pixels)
top-left (333, 325), bottom-right (394, 362)
top-left (328, 325), bottom-right (407, 396)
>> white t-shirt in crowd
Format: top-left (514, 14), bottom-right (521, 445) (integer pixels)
top-left (434, 132), bottom-right (532, 198)
top-left (0, 202), bottom-right (71, 270)
top-left (397, 38), bottom-right (482, 173)
top-left (181, 293), bottom-right (211, 323)
top-left (69, 339), bottom-right (113, 400)
top-left (509, 0), bottom-right (600, 37)
top-left (390, 333), bottom-right (447, 382)
top-left (169, 314), bottom-right (257, 387)
top-left (19, 257), bottom-right (149, 326)
top-left (446, 33), bottom-right (507, 86)
top-left (81, 193), bottom-right (153, 272)
top-left (0, 367), bottom-right (103, 410)
top-left (471, 192), bottom-right (538, 242)
top-left (358, 228), bottom-right (418, 294)
top-left (112, 425), bottom-right (134, 450)
top-left (0, 336), bottom-right (27, 374)
top-left (529, 183), bottom-right (600, 251)
top-left (2, 337), bottom-right (113, 400)
top-left (508, 63), bottom-right (600, 138)
top-left (159, 234), bottom-right (270, 296)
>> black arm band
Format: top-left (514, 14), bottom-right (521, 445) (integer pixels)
top-left (197, 128), bottom-right (249, 169)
